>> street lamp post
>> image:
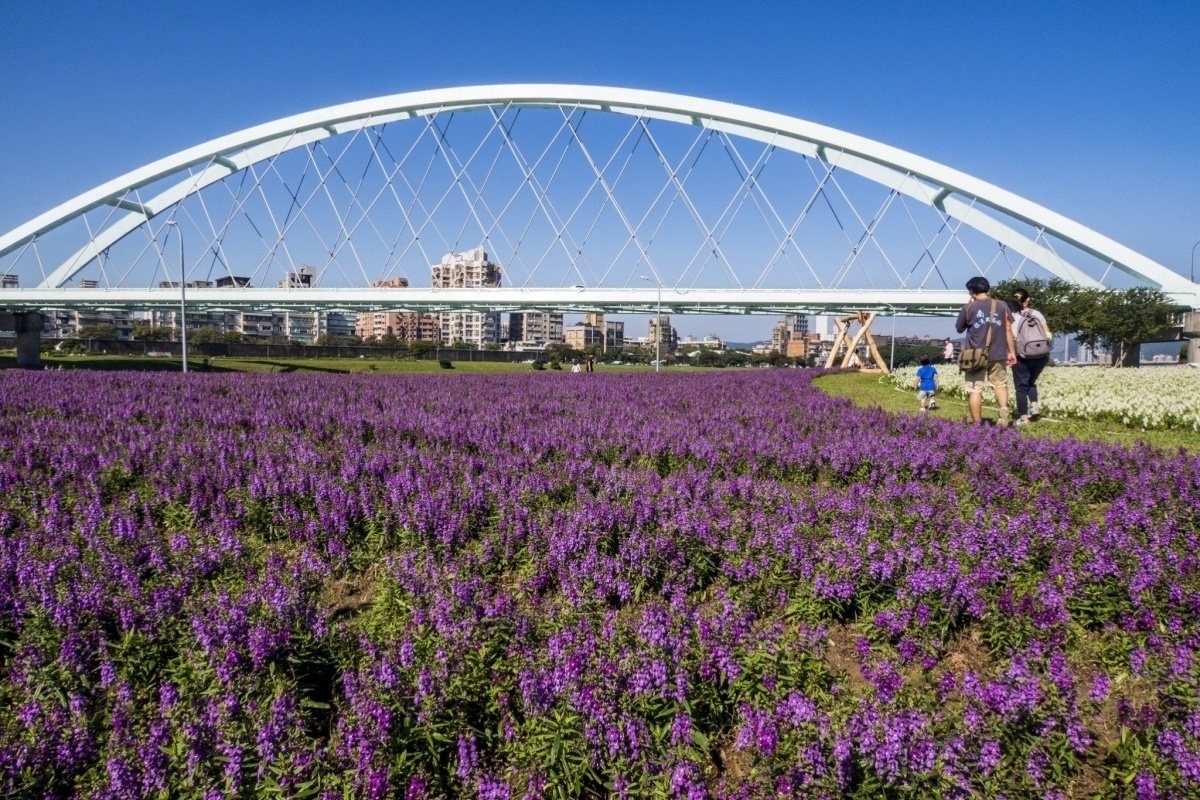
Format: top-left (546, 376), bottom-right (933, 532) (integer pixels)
top-left (1191, 239), bottom-right (1199, 284)
top-left (882, 303), bottom-right (897, 373)
top-left (165, 221), bottom-right (187, 373)
top-left (639, 275), bottom-right (662, 373)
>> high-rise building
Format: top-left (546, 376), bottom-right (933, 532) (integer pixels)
top-left (582, 313), bottom-right (624, 352)
top-left (0, 274), bottom-right (18, 289)
top-left (648, 314), bottom-right (678, 354)
top-left (508, 312), bottom-right (563, 344)
top-left (320, 312), bottom-right (359, 339)
top-left (432, 247), bottom-right (501, 347)
top-left (771, 315), bottom-right (809, 354)
top-left (279, 266), bottom-right (316, 288)
top-left (812, 315), bottom-right (837, 342)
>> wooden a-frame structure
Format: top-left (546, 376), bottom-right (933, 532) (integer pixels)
top-left (823, 311), bottom-right (889, 374)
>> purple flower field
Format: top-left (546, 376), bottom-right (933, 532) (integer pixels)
top-left (1, 369), bottom-right (1198, 799)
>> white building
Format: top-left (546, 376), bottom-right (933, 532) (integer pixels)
top-left (432, 247), bottom-right (502, 347)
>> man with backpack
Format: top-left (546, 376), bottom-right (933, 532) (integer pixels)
top-left (955, 276), bottom-right (1018, 425)
top-left (1008, 287), bottom-right (1052, 426)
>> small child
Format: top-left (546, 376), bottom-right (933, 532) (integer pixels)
top-left (915, 355), bottom-right (939, 412)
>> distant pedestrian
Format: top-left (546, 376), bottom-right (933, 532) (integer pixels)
top-left (586, 353), bottom-right (595, 373)
top-left (942, 338), bottom-right (954, 363)
top-left (571, 360), bottom-right (582, 373)
top-left (847, 351), bottom-right (862, 368)
top-left (916, 355), bottom-right (939, 412)
top-left (955, 276), bottom-right (1017, 425)
top-left (1008, 287), bottom-right (1052, 425)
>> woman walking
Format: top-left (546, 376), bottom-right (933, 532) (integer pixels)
top-left (1009, 288), bottom-right (1052, 426)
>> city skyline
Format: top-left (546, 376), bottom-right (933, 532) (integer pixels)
top-left (1, 2), bottom-right (1198, 341)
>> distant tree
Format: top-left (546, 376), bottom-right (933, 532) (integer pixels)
top-left (188, 328), bottom-right (221, 345)
top-left (992, 278), bottom-right (1179, 368)
top-left (450, 339), bottom-right (475, 350)
top-left (315, 333), bottom-right (361, 346)
top-left (73, 324), bottom-right (117, 339)
top-left (890, 344), bottom-right (943, 368)
top-left (378, 333), bottom-right (402, 350)
top-left (220, 331), bottom-right (250, 344)
top-left (544, 342), bottom-right (582, 362)
top-left (409, 340), bottom-right (435, 358)
top-left (132, 324), bottom-right (174, 341)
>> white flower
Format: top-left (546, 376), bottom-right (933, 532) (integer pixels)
top-left (888, 366), bottom-right (1200, 430)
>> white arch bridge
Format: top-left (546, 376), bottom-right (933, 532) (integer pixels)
top-left (0, 84), bottom-right (1197, 320)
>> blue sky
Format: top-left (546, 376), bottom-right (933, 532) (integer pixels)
top-left (1, 0), bottom-right (1198, 341)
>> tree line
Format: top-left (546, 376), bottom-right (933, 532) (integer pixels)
top-left (989, 278), bottom-right (1182, 365)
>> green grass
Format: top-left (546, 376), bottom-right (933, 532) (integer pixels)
top-left (0, 353), bottom-right (663, 374)
top-left (815, 370), bottom-right (1200, 453)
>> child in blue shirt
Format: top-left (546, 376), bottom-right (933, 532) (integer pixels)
top-left (915, 355), bottom-right (939, 412)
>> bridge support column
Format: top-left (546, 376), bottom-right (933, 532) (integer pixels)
top-left (1185, 312), bottom-right (1200, 366)
top-left (0, 311), bottom-right (44, 367)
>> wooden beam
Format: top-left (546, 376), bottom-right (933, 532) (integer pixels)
top-left (840, 314), bottom-right (872, 368)
top-left (824, 318), bottom-right (849, 368)
top-left (861, 312), bottom-right (889, 373)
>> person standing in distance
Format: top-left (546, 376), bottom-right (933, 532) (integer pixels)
top-left (955, 276), bottom-right (1017, 425)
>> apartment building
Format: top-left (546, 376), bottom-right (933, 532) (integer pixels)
top-left (508, 312), bottom-right (564, 345)
top-left (432, 247), bottom-right (501, 347)
top-left (648, 314), bottom-right (679, 354)
top-left (355, 277), bottom-right (440, 342)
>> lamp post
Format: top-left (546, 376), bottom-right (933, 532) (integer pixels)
top-left (1191, 239), bottom-right (1199, 283)
top-left (165, 220), bottom-right (187, 373)
top-left (639, 275), bottom-right (662, 373)
top-left (882, 302), bottom-right (897, 373)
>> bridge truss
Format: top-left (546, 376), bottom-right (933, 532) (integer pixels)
top-left (0, 84), bottom-right (1196, 316)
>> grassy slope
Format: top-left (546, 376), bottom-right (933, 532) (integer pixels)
top-left (815, 370), bottom-right (1200, 453)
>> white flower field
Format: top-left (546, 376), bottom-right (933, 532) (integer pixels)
top-left (890, 364), bottom-right (1200, 430)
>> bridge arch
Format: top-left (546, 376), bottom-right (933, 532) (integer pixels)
top-left (0, 84), bottom-right (1195, 306)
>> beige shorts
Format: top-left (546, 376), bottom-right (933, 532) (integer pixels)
top-left (964, 361), bottom-right (1007, 394)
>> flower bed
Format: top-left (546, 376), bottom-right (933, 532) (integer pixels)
top-left (1, 370), bottom-right (1198, 798)
top-left (890, 364), bottom-right (1200, 430)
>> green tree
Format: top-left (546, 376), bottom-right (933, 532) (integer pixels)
top-left (992, 278), bottom-right (1179, 367)
top-left (1093, 288), bottom-right (1180, 367)
top-left (990, 277), bottom-right (1078, 333)
top-left (73, 323), bottom-right (117, 339)
top-left (132, 324), bottom-right (174, 341)
top-left (188, 328), bottom-right (221, 345)
top-left (409, 340), bottom-right (435, 358)
top-left (315, 333), bottom-right (362, 346)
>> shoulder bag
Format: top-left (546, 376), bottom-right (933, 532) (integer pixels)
top-left (958, 299), bottom-right (997, 372)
